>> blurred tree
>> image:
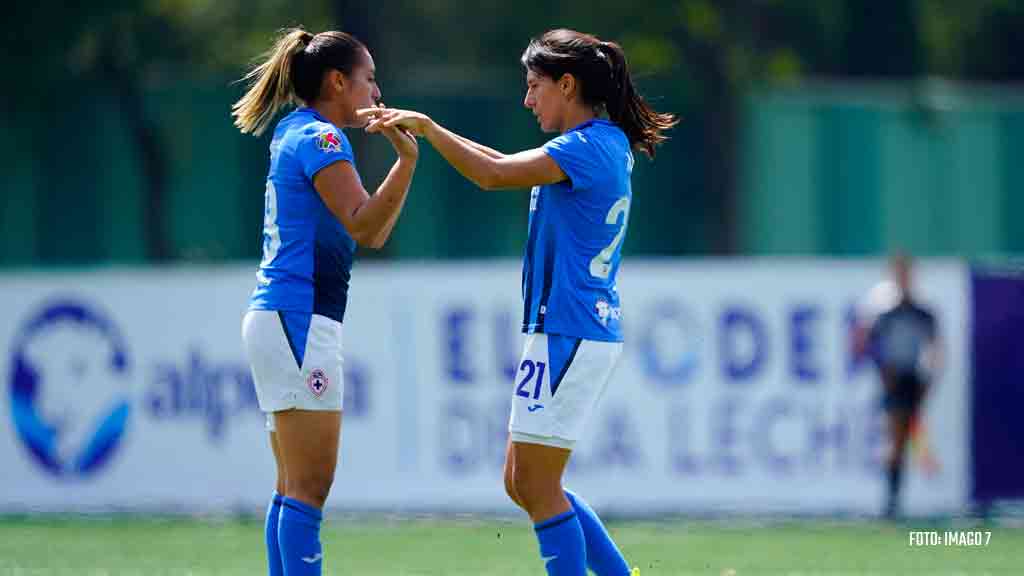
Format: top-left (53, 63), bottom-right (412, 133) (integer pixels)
top-left (1, 0), bottom-right (334, 261)
top-left (920, 0), bottom-right (1024, 81)
top-left (842, 0), bottom-right (923, 77)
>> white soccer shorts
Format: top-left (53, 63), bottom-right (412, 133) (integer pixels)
top-left (508, 332), bottom-right (623, 450)
top-left (241, 310), bottom-right (344, 430)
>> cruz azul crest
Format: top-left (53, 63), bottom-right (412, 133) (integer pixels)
top-left (307, 368), bottom-right (329, 397)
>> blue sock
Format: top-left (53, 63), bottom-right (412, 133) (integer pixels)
top-left (278, 497), bottom-right (323, 576)
top-left (566, 489), bottom-right (631, 576)
top-left (265, 492), bottom-right (284, 576)
top-left (534, 510), bottom-right (586, 576)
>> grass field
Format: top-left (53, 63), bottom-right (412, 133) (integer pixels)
top-left (1, 515), bottom-right (1021, 575)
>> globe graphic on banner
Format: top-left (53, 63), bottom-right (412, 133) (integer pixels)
top-left (9, 301), bottom-right (132, 478)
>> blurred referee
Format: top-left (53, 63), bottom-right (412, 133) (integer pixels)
top-left (856, 252), bottom-right (943, 518)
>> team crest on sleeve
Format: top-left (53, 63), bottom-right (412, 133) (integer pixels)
top-left (307, 368), bottom-right (329, 397)
top-left (316, 130), bottom-right (343, 153)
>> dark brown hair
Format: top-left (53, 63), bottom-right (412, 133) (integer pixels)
top-left (521, 28), bottom-right (678, 158)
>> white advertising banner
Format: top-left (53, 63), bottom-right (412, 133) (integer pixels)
top-left (0, 261), bottom-right (968, 515)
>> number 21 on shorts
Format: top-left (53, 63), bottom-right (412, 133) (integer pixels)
top-left (516, 360), bottom-right (547, 400)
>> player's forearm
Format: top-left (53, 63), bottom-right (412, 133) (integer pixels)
top-left (452, 131), bottom-right (505, 159)
top-left (352, 158), bottom-right (415, 247)
top-left (423, 120), bottom-right (505, 189)
top-left (367, 181), bottom-right (409, 248)
top-left (369, 211), bottom-right (400, 248)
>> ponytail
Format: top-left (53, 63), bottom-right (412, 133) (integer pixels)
top-left (232, 28), bottom-right (313, 136)
top-left (522, 29), bottom-right (678, 159)
top-left (599, 41), bottom-right (678, 159)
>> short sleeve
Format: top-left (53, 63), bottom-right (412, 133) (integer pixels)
top-left (297, 125), bottom-right (355, 180)
top-left (542, 129), bottom-right (600, 190)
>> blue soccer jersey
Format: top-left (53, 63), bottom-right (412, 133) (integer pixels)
top-left (522, 119), bottom-right (633, 342)
top-left (249, 107), bottom-right (357, 324)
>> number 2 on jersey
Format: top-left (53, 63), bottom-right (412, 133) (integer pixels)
top-left (516, 359), bottom-right (547, 400)
top-left (257, 181), bottom-right (281, 285)
top-left (589, 196), bottom-right (630, 279)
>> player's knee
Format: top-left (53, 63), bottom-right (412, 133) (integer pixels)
top-left (504, 481), bottom-right (524, 509)
top-left (275, 466), bottom-right (288, 495)
top-left (285, 472), bottom-right (334, 507)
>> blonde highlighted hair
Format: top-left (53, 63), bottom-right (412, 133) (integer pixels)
top-left (232, 28), bottom-right (367, 136)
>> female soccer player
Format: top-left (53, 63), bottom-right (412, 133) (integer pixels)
top-left (233, 28), bottom-right (418, 576)
top-left (366, 28), bottom-right (675, 576)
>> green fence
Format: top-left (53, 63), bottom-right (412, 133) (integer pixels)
top-left (741, 81), bottom-right (1024, 257)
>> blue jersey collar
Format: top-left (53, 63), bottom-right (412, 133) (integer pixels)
top-left (566, 118), bottom-right (614, 133)
top-left (298, 106), bottom-right (332, 125)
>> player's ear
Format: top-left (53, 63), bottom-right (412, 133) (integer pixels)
top-left (328, 69), bottom-right (346, 95)
top-left (558, 73), bottom-right (576, 100)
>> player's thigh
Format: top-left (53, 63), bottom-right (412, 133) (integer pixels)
top-left (270, 431), bottom-right (286, 493)
top-left (244, 310), bottom-right (345, 484)
top-left (503, 438), bottom-right (519, 498)
top-left (274, 409), bottom-right (342, 477)
top-left (509, 440), bottom-right (571, 485)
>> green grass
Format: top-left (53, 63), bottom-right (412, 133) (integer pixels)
top-left (1, 516), bottom-right (1021, 575)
